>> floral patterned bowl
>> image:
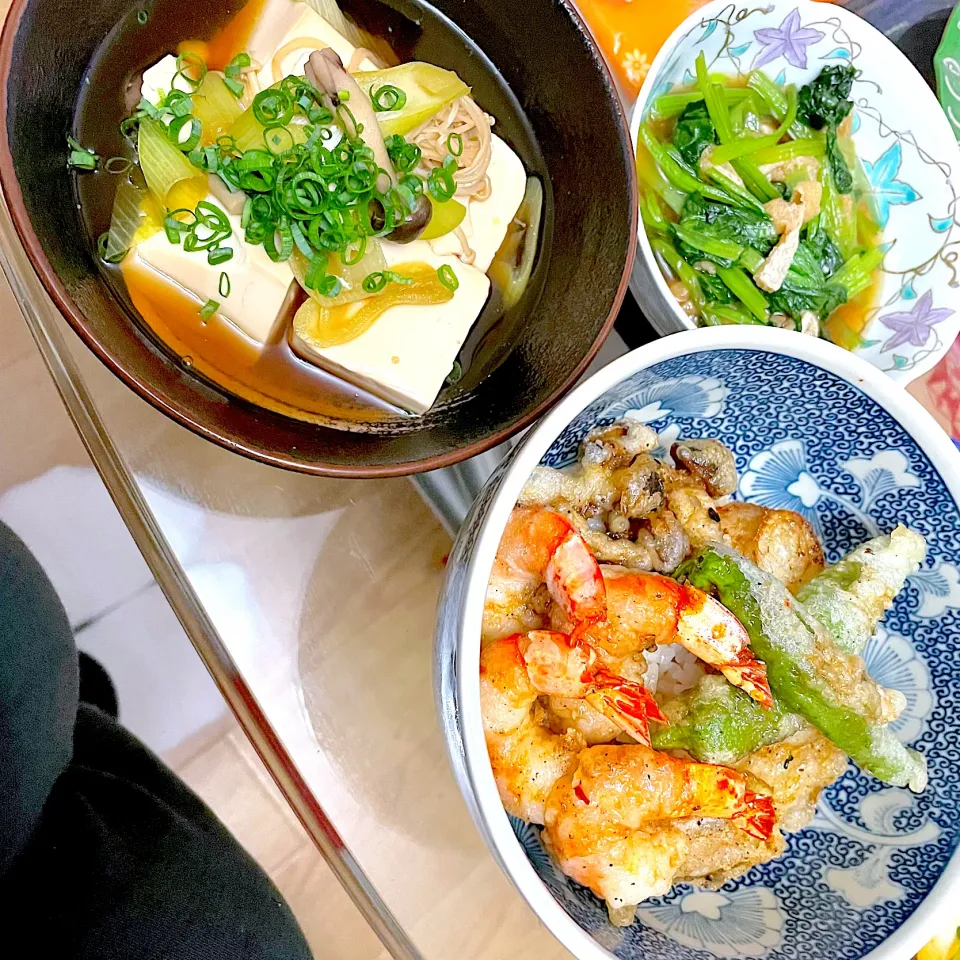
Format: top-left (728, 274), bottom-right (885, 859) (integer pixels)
top-left (628, 0), bottom-right (960, 384)
top-left (435, 326), bottom-right (960, 960)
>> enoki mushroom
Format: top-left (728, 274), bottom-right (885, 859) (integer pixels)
top-left (412, 96), bottom-right (494, 201)
top-left (412, 96), bottom-right (494, 263)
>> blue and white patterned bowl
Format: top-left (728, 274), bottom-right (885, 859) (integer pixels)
top-left (628, 0), bottom-right (960, 384)
top-left (435, 327), bottom-right (960, 960)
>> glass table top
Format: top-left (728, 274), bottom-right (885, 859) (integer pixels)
top-left (3, 1), bottom-right (959, 958)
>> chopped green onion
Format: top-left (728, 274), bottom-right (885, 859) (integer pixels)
top-left (163, 216), bottom-right (183, 243)
top-left (445, 360), bottom-right (463, 384)
top-left (67, 135), bottom-right (98, 171)
top-left (437, 264), bottom-right (459, 291)
top-left (96, 230), bottom-right (127, 264)
top-left (165, 91), bottom-right (194, 118)
top-left (264, 220), bottom-right (293, 262)
top-left (174, 52), bottom-right (207, 91)
top-left (318, 275), bottom-right (341, 297)
top-left (304, 254), bottom-right (328, 291)
top-left (136, 9), bottom-right (148, 24)
top-left (119, 116), bottom-right (141, 141)
top-left (104, 156), bottom-right (134, 175)
top-left (207, 246), bottom-right (233, 266)
top-left (135, 97), bottom-right (162, 120)
top-left (362, 271), bottom-right (387, 293)
top-left (253, 89), bottom-right (294, 126)
top-left (385, 135), bottom-right (421, 173)
top-left (371, 84), bottom-right (406, 112)
top-left (341, 236), bottom-right (367, 265)
top-left (338, 89), bottom-right (351, 102)
top-left (290, 220), bottom-right (314, 259)
top-left (446, 132), bottom-right (463, 157)
top-left (428, 164), bottom-right (456, 202)
top-left (116, 60), bottom-right (438, 283)
top-left (224, 53), bottom-right (251, 79)
top-left (223, 77), bottom-right (245, 98)
top-left (219, 271), bottom-right (231, 298)
top-left (199, 299), bottom-right (219, 320)
top-left (383, 270), bottom-right (412, 286)
top-left (167, 115), bottom-right (202, 152)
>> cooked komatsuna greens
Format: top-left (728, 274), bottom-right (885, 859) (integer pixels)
top-left (480, 418), bottom-right (928, 925)
top-left (73, 0), bottom-right (541, 415)
top-left (638, 55), bottom-right (882, 346)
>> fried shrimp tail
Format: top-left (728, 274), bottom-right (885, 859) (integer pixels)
top-left (596, 569), bottom-right (773, 708)
top-left (585, 661), bottom-right (667, 745)
top-left (521, 631), bottom-right (665, 745)
top-left (543, 744), bottom-right (778, 914)
top-left (484, 507), bottom-right (606, 640)
top-left (736, 791), bottom-right (777, 841)
top-left (480, 632), bottom-right (663, 819)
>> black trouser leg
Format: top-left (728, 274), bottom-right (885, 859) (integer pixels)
top-left (0, 521), bottom-right (313, 959)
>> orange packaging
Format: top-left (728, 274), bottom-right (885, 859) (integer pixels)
top-left (577, 0), bottom-right (833, 100)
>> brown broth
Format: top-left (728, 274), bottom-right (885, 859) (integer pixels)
top-left (74, 0), bottom-right (549, 427)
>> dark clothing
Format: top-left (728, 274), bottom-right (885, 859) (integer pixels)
top-left (0, 521), bottom-right (312, 959)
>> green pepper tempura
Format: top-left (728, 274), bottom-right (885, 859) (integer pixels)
top-left (639, 56), bottom-right (883, 343)
top-left (676, 545), bottom-right (928, 792)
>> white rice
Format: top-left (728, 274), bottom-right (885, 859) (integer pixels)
top-left (643, 643), bottom-right (705, 697)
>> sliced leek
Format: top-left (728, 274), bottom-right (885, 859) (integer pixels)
top-left (137, 118), bottom-right (206, 207)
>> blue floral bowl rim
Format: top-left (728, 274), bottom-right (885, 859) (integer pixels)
top-left (443, 326), bottom-right (960, 960)
top-left (627, 0), bottom-right (960, 386)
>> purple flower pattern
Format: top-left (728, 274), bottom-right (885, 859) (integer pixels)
top-left (879, 290), bottom-right (954, 351)
top-left (752, 9), bottom-right (825, 70)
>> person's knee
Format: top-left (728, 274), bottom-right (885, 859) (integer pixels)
top-left (0, 520), bottom-right (78, 873)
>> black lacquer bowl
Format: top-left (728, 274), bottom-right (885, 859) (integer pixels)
top-left (0, 0), bottom-right (636, 477)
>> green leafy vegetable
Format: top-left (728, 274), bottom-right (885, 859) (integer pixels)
top-left (679, 194), bottom-right (777, 257)
top-left (767, 238), bottom-right (848, 320)
top-left (805, 225), bottom-right (845, 278)
top-left (825, 127), bottom-right (853, 193)
top-left (697, 269), bottom-right (735, 304)
top-left (673, 99), bottom-right (717, 167)
top-left (651, 236), bottom-right (705, 310)
top-left (797, 64), bottom-right (856, 194)
top-left (717, 265), bottom-right (769, 321)
top-left (797, 64), bottom-right (856, 130)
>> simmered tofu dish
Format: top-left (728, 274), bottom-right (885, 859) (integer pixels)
top-left (72, 0), bottom-right (540, 416)
top-left (481, 420), bottom-right (927, 925)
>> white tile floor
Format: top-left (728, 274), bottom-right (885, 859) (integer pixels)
top-left (0, 464), bottom-right (227, 754)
